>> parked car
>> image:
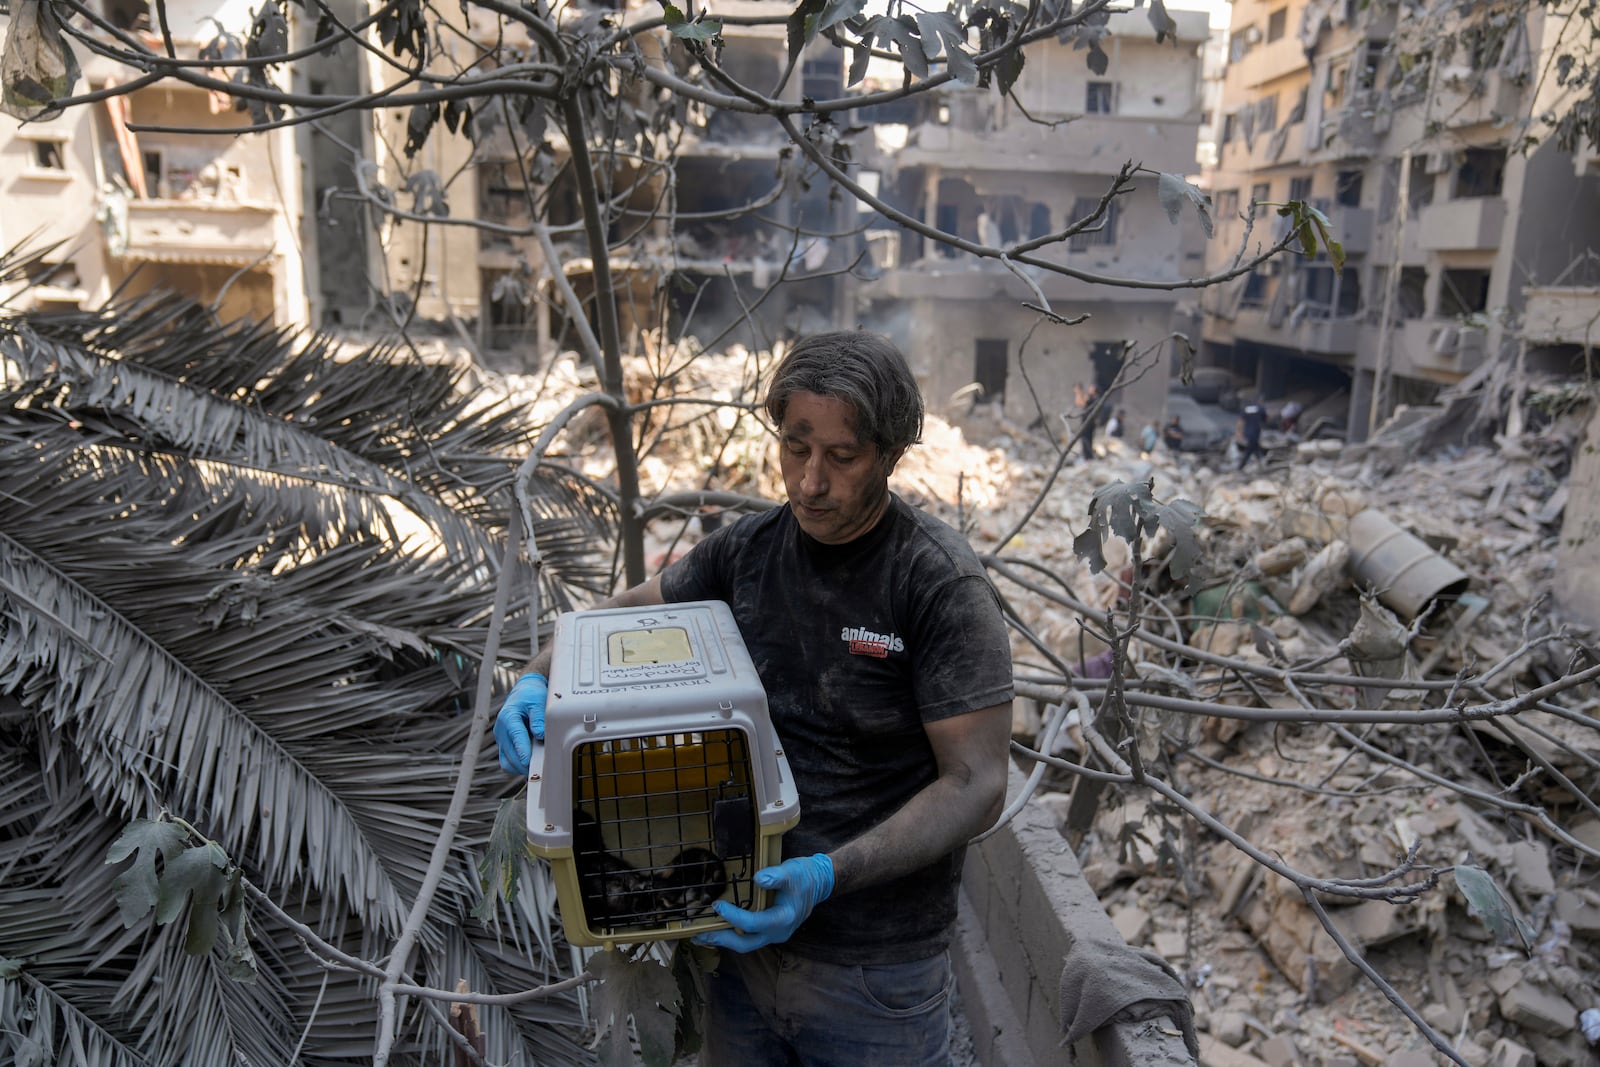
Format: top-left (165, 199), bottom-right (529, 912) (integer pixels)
top-left (1163, 391), bottom-right (1236, 452)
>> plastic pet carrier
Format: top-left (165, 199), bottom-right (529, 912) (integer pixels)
top-left (526, 600), bottom-right (800, 948)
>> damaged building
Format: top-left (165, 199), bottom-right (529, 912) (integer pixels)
top-left (1199, 0), bottom-right (1600, 444)
top-left (0, 0), bottom-right (308, 325)
top-left (852, 7), bottom-right (1211, 431)
top-left (348, 0), bottom-right (1212, 436)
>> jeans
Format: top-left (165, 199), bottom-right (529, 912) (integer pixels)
top-left (701, 946), bottom-right (953, 1067)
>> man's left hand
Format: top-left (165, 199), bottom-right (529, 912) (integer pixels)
top-left (693, 854), bottom-right (834, 953)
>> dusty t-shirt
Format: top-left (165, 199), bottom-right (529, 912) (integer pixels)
top-left (660, 494), bottom-right (1014, 964)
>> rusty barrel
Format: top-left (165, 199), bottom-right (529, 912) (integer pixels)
top-left (1344, 509), bottom-right (1470, 620)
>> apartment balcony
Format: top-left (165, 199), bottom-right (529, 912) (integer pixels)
top-left (1415, 197), bottom-right (1506, 251)
top-left (118, 200), bottom-right (278, 266)
top-left (898, 114), bottom-right (1200, 176)
top-left (1522, 286), bottom-right (1600, 346)
top-left (1424, 69), bottom-right (1523, 130)
top-left (1373, 318), bottom-right (1488, 380)
top-left (1228, 35), bottom-right (1310, 91)
top-left (864, 256), bottom-right (1185, 305)
top-left (1232, 305), bottom-right (1360, 356)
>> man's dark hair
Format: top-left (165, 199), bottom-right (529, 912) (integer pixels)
top-left (764, 330), bottom-right (924, 455)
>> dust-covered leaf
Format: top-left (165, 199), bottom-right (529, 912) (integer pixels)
top-left (472, 793), bottom-right (536, 922)
top-left (1454, 865), bottom-right (1535, 952)
top-left (0, 957), bottom-right (21, 979)
top-left (591, 948), bottom-right (682, 1067)
top-left (1157, 172), bottom-right (1214, 238)
top-left (1075, 481), bottom-right (1205, 580)
top-left (819, 0), bottom-right (868, 33)
top-left (156, 841), bottom-right (234, 955)
top-left (787, 0), bottom-right (828, 68)
top-left (1147, 0), bottom-right (1178, 43)
top-left (1086, 42), bottom-right (1109, 75)
top-left (106, 818), bottom-right (189, 928)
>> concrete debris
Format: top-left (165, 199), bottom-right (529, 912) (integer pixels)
top-left (491, 342), bottom-right (1599, 1067)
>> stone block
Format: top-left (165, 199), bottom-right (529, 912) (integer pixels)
top-left (1198, 1034), bottom-right (1272, 1067)
top-left (1111, 905), bottom-right (1151, 945)
top-left (1507, 840), bottom-right (1555, 898)
top-left (1256, 1033), bottom-right (1300, 1067)
top-left (1497, 978), bottom-right (1578, 1035)
top-left (1487, 1036), bottom-right (1536, 1067)
top-left (1210, 1011), bottom-right (1247, 1047)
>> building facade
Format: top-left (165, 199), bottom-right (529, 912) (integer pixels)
top-left (1200, 0), bottom-right (1600, 440)
top-left (0, 0), bottom-right (308, 325)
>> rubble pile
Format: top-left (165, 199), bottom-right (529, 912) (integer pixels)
top-left (498, 345), bottom-right (1599, 1066)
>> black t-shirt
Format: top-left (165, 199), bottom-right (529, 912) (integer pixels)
top-left (660, 494), bottom-right (1014, 964)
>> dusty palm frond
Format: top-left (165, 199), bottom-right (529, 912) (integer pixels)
top-left (0, 282), bottom-right (600, 1066)
top-left (0, 295), bottom-right (616, 615)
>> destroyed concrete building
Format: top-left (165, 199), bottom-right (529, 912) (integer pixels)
top-left (0, 0), bottom-right (309, 325)
top-left (1199, 0), bottom-right (1600, 445)
top-left (346, 0), bottom-right (1212, 437)
top-left (852, 7), bottom-right (1211, 434)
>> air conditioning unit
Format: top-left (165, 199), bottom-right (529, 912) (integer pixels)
top-left (1457, 325), bottom-right (1486, 361)
top-left (1429, 325), bottom-right (1460, 354)
top-left (1424, 150), bottom-right (1453, 174)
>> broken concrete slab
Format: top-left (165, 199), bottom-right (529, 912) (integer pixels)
top-left (1497, 978), bottom-right (1579, 1036)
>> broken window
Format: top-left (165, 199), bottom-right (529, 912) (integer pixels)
top-left (1306, 264), bottom-right (1363, 316)
top-left (1406, 164), bottom-right (1434, 215)
top-left (1335, 170), bottom-right (1363, 207)
top-left (802, 54), bottom-right (842, 102)
top-left (1250, 181), bottom-right (1271, 206)
top-left (1068, 198), bottom-right (1118, 250)
top-left (31, 140), bottom-right (65, 170)
top-left (1257, 94), bottom-right (1278, 133)
top-left (104, 0), bottom-right (149, 30)
top-left (1267, 7), bottom-right (1288, 42)
top-left (1215, 189), bottom-right (1240, 218)
top-left (1356, 41), bottom-right (1385, 90)
top-left (1229, 30), bottom-right (1254, 62)
top-left (1242, 270), bottom-right (1269, 307)
top-left (1398, 267), bottom-right (1427, 319)
top-left (1288, 175), bottom-right (1313, 202)
top-left (1029, 203), bottom-right (1052, 240)
top-left (1453, 147), bottom-right (1506, 198)
top-left (1221, 112), bottom-right (1236, 145)
top-left (1287, 87), bottom-right (1308, 126)
top-left (1439, 268), bottom-right (1490, 316)
top-left (1086, 82), bottom-right (1114, 114)
top-left (973, 339), bottom-right (1008, 402)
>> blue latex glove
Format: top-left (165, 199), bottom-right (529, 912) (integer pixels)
top-left (694, 854), bottom-right (834, 953)
top-left (494, 673), bottom-right (547, 776)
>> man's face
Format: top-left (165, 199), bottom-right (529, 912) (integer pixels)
top-left (778, 390), bottom-right (902, 545)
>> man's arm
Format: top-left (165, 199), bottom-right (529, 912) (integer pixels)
top-left (827, 701), bottom-right (1013, 895)
top-left (521, 575), bottom-right (666, 677)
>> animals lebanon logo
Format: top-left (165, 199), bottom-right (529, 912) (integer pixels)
top-left (840, 625), bottom-right (904, 658)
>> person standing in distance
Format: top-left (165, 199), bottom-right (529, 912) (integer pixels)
top-left (1235, 397), bottom-right (1266, 470)
top-left (494, 331), bottom-right (1015, 1067)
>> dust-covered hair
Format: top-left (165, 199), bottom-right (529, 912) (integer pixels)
top-left (764, 331), bottom-right (924, 455)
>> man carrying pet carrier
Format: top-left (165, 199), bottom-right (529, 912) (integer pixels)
top-left (495, 330), bottom-right (1015, 1067)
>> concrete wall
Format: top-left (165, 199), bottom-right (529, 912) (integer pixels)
top-left (1556, 404), bottom-right (1600, 629)
top-left (953, 763), bottom-right (1197, 1067)
top-left (875, 296), bottom-right (1178, 438)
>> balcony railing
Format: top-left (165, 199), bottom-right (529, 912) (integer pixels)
top-left (119, 200), bottom-right (278, 266)
top-left (900, 114), bottom-right (1201, 176)
top-left (1522, 287), bottom-right (1600, 346)
top-left (1416, 197), bottom-right (1506, 252)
